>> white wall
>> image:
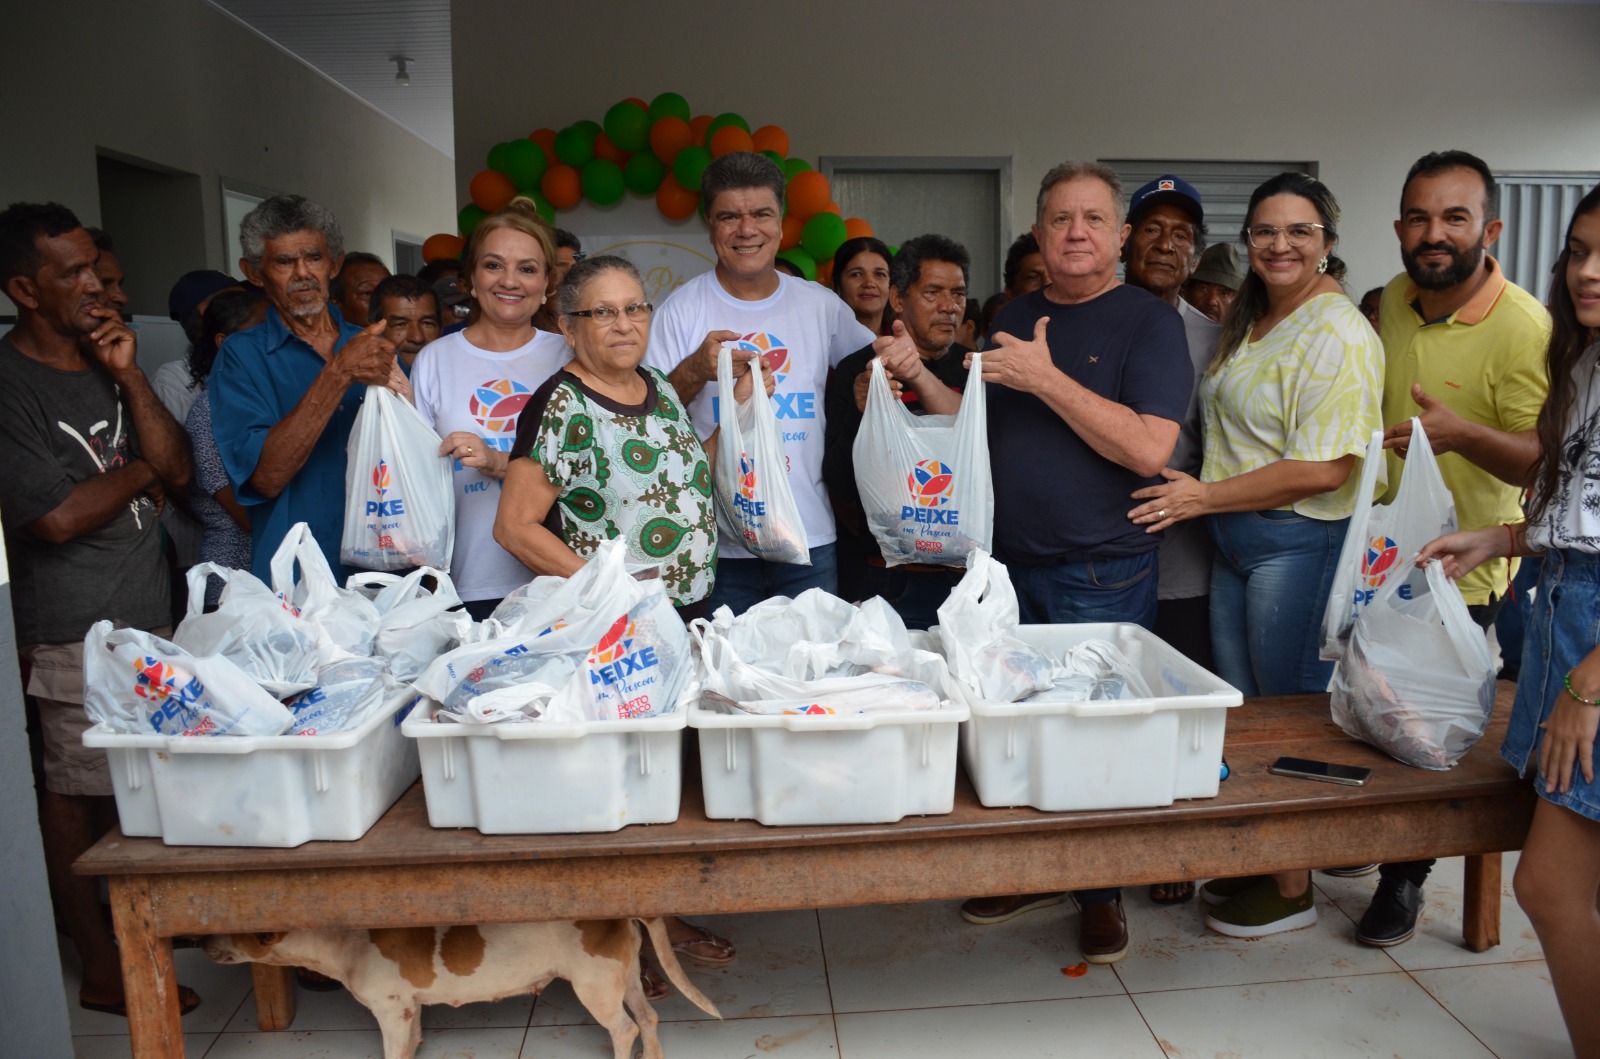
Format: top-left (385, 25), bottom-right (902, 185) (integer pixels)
top-left (451, 0), bottom-right (1600, 297)
top-left (0, 0), bottom-right (457, 313)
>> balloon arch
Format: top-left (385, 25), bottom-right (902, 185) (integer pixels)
top-left (421, 92), bottom-right (883, 285)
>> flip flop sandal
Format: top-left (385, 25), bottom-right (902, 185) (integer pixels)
top-left (639, 963), bottom-right (668, 1000)
top-left (1148, 881), bottom-right (1196, 905)
top-left (670, 925), bottom-right (736, 966)
top-left (81, 985), bottom-right (201, 1017)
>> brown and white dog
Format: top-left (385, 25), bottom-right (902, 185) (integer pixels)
top-left (204, 917), bottom-right (719, 1059)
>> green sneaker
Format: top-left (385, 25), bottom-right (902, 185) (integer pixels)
top-left (1204, 877), bottom-right (1317, 938)
top-left (1199, 875), bottom-right (1270, 907)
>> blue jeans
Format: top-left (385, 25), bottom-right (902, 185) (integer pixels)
top-left (863, 564), bottom-right (964, 630)
top-left (1009, 552), bottom-right (1160, 630)
top-left (1208, 510), bottom-right (1348, 698)
top-left (707, 543), bottom-right (838, 616)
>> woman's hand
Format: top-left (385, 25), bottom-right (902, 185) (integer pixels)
top-left (1414, 527), bottom-right (1505, 581)
top-left (853, 365), bottom-right (902, 412)
top-left (1539, 647), bottom-right (1600, 793)
top-left (1128, 468), bottom-right (1210, 532)
top-left (731, 360), bottom-right (777, 403)
top-left (386, 363), bottom-right (414, 404)
top-left (438, 430), bottom-right (509, 478)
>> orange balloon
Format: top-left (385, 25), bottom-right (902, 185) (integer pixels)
top-left (541, 164), bottom-right (582, 210)
top-left (752, 125), bottom-right (790, 157)
top-left (781, 214), bottom-right (804, 250)
top-left (709, 125), bottom-right (754, 158)
top-left (529, 128), bottom-right (557, 155)
top-left (815, 260), bottom-right (834, 287)
top-left (421, 233), bottom-right (464, 264)
top-left (688, 114), bottom-right (713, 146)
top-left (656, 174), bottom-right (699, 221)
top-left (593, 132), bottom-right (630, 164)
top-left (649, 117), bottom-right (692, 164)
top-left (785, 170), bottom-right (831, 221)
top-left (470, 169), bottom-right (518, 213)
top-left (623, 96), bottom-right (648, 110)
top-left (822, 201), bottom-right (842, 216)
top-left (844, 217), bottom-right (874, 240)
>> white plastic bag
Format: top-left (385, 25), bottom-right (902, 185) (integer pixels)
top-left (346, 567), bottom-right (463, 681)
top-left (1330, 559), bottom-right (1496, 770)
top-left (284, 657), bottom-right (393, 735)
top-left (1319, 421), bottom-right (1453, 659)
top-left (712, 344), bottom-right (810, 564)
top-left (172, 563), bottom-right (323, 697)
top-left (271, 523), bottom-right (381, 657)
top-left (83, 621), bottom-right (295, 737)
top-left (341, 384), bottom-right (456, 572)
top-left (853, 354), bottom-right (993, 566)
top-left (936, 549), bottom-right (1055, 702)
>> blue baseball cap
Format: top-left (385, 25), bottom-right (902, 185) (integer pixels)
top-left (1128, 175), bottom-right (1203, 226)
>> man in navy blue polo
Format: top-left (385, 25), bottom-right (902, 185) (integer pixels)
top-left (210, 195), bottom-right (401, 581)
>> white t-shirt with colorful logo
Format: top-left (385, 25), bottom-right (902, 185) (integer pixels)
top-left (411, 328), bottom-right (571, 601)
top-left (646, 270), bottom-right (874, 559)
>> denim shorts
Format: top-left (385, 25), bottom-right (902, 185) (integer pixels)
top-left (1502, 548), bottom-right (1600, 823)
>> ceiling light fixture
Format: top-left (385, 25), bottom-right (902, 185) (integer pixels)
top-left (391, 55), bottom-right (411, 86)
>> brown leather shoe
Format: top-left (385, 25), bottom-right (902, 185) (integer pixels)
top-left (960, 891), bottom-right (1068, 925)
top-left (1078, 897), bottom-right (1129, 964)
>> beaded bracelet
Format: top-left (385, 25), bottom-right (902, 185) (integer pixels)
top-left (1564, 670), bottom-right (1600, 707)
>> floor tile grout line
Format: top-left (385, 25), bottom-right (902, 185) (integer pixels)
top-left (1115, 962), bottom-right (1178, 1057)
top-left (816, 907), bottom-right (846, 1057)
top-left (1118, 963), bottom-right (1418, 999)
top-left (1398, 962), bottom-right (1505, 1059)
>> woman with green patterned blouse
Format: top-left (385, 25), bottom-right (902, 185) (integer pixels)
top-left (1128, 174), bottom-right (1385, 940)
top-left (497, 255), bottom-right (763, 619)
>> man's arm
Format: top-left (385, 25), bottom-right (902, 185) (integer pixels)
top-left (1382, 384), bottom-right (1541, 486)
top-left (84, 309), bottom-right (192, 492)
top-left (875, 323), bottom-right (962, 416)
top-left (975, 317), bottom-right (1180, 477)
top-left (245, 321), bottom-right (395, 498)
top-left (24, 460), bottom-right (160, 544)
top-left (663, 329), bottom-right (745, 407)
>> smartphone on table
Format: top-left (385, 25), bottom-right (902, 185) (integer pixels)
top-left (1268, 756), bottom-right (1373, 787)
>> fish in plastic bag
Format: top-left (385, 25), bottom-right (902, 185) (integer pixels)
top-left (972, 635), bottom-right (1056, 702)
top-left (270, 523), bottom-right (381, 658)
top-left (936, 549), bottom-right (1052, 702)
top-left (711, 344), bottom-right (810, 565)
top-left (435, 656), bottom-right (580, 724)
top-left (173, 563), bottom-right (325, 698)
top-left (346, 567), bottom-right (463, 682)
top-left (285, 657), bottom-right (393, 735)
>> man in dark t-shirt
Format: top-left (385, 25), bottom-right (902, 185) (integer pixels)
top-left (959, 163), bottom-right (1192, 967)
top-left (0, 201), bottom-right (195, 1015)
top-left (823, 233), bottom-right (971, 624)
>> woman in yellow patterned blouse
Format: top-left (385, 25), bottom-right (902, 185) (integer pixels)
top-left (1128, 172), bottom-right (1385, 938)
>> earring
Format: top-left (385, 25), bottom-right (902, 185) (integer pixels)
top-left (1316, 256), bottom-right (1329, 274)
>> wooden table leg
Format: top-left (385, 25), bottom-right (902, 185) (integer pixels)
top-left (1462, 852), bottom-right (1502, 952)
top-left (252, 965), bottom-right (297, 1030)
top-left (109, 876), bottom-right (186, 1059)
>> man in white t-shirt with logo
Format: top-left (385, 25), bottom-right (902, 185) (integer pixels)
top-left (647, 152), bottom-right (874, 613)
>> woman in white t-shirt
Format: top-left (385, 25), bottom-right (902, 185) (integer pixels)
top-left (412, 200), bottom-right (570, 618)
top-left (1416, 185), bottom-right (1600, 1056)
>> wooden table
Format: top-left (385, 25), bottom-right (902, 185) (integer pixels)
top-left (77, 687), bottom-right (1535, 1059)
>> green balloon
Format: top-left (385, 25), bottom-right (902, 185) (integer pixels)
top-left (624, 152), bottom-right (667, 195)
top-left (672, 145), bottom-right (712, 194)
top-left (776, 247), bottom-right (816, 282)
top-left (554, 123), bottom-right (598, 167)
top-left (582, 159), bottom-right (626, 206)
top-left (457, 203), bottom-right (489, 237)
top-left (524, 189), bottom-right (555, 224)
top-left (705, 112), bottom-right (750, 140)
top-left (604, 102), bottom-right (651, 154)
top-left (575, 119), bottom-right (602, 137)
top-left (782, 157), bottom-right (811, 179)
top-left (487, 141), bottom-right (514, 175)
top-left (801, 212), bottom-right (849, 262)
top-left (886, 245), bottom-right (898, 257)
top-left (761, 150), bottom-right (784, 167)
top-left (648, 91), bottom-right (691, 124)
top-left (504, 139), bottom-right (547, 191)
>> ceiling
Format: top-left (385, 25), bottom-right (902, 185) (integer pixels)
top-left (205, 0), bottom-right (455, 157)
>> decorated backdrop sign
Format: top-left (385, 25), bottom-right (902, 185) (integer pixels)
top-left (592, 238), bottom-right (715, 304)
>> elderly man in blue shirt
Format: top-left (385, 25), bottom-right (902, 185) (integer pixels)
top-left (210, 195), bottom-right (402, 580)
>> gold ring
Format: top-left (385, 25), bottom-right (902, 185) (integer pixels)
top-left (465, 447), bottom-right (474, 455)
top-left (1158, 510), bottom-right (1167, 519)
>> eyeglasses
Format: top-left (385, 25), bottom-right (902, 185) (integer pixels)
top-left (1243, 223), bottom-right (1327, 249)
top-left (564, 302), bottom-right (653, 324)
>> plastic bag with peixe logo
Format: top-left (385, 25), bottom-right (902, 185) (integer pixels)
top-left (271, 523), bottom-right (382, 658)
top-left (711, 344), bottom-right (810, 565)
top-left (412, 539), bottom-right (690, 723)
top-left (853, 353), bottom-right (993, 566)
top-left (1319, 420), bottom-right (1454, 661)
top-left (341, 384), bottom-right (457, 572)
top-left (346, 567), bottom-right (463, 682)
top-left (83, 621), bottom-right (295, 737)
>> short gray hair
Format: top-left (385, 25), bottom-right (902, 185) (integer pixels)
top-left (1035, 162), bottom-right (1127, 227)
top-left (557, 254), bottom-right (644, 315)
top-left (239, 194), bottom-right (343, 268)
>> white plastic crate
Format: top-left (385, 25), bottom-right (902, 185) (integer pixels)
top-left (403, 705), bottom-right (686, 834)
top-left (690, 702), bottom-right (970, 826)
top-left (82, 689), bottom-right (421, 847)
top-left (957, 623), bottom-right (1242, 811)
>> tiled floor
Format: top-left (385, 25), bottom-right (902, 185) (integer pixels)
top-left (63, 854), bottom-right (1573, 1058)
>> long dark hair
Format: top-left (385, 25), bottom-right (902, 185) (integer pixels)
top-left (832, 236), bottom-right (895, 334)
top-left (1210, 172), bottom-right (1348, 372)
top-left (188, 288), bottom-right (266, 388)
top-left (1528, 183), bottom-right (1600, 524)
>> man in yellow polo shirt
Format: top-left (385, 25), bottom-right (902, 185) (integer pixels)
top-left (1360, 149), bottom-right (1551, 949)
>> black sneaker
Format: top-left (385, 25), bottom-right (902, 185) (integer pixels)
top-left (1355, 879), bottom-right (1423, 947)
